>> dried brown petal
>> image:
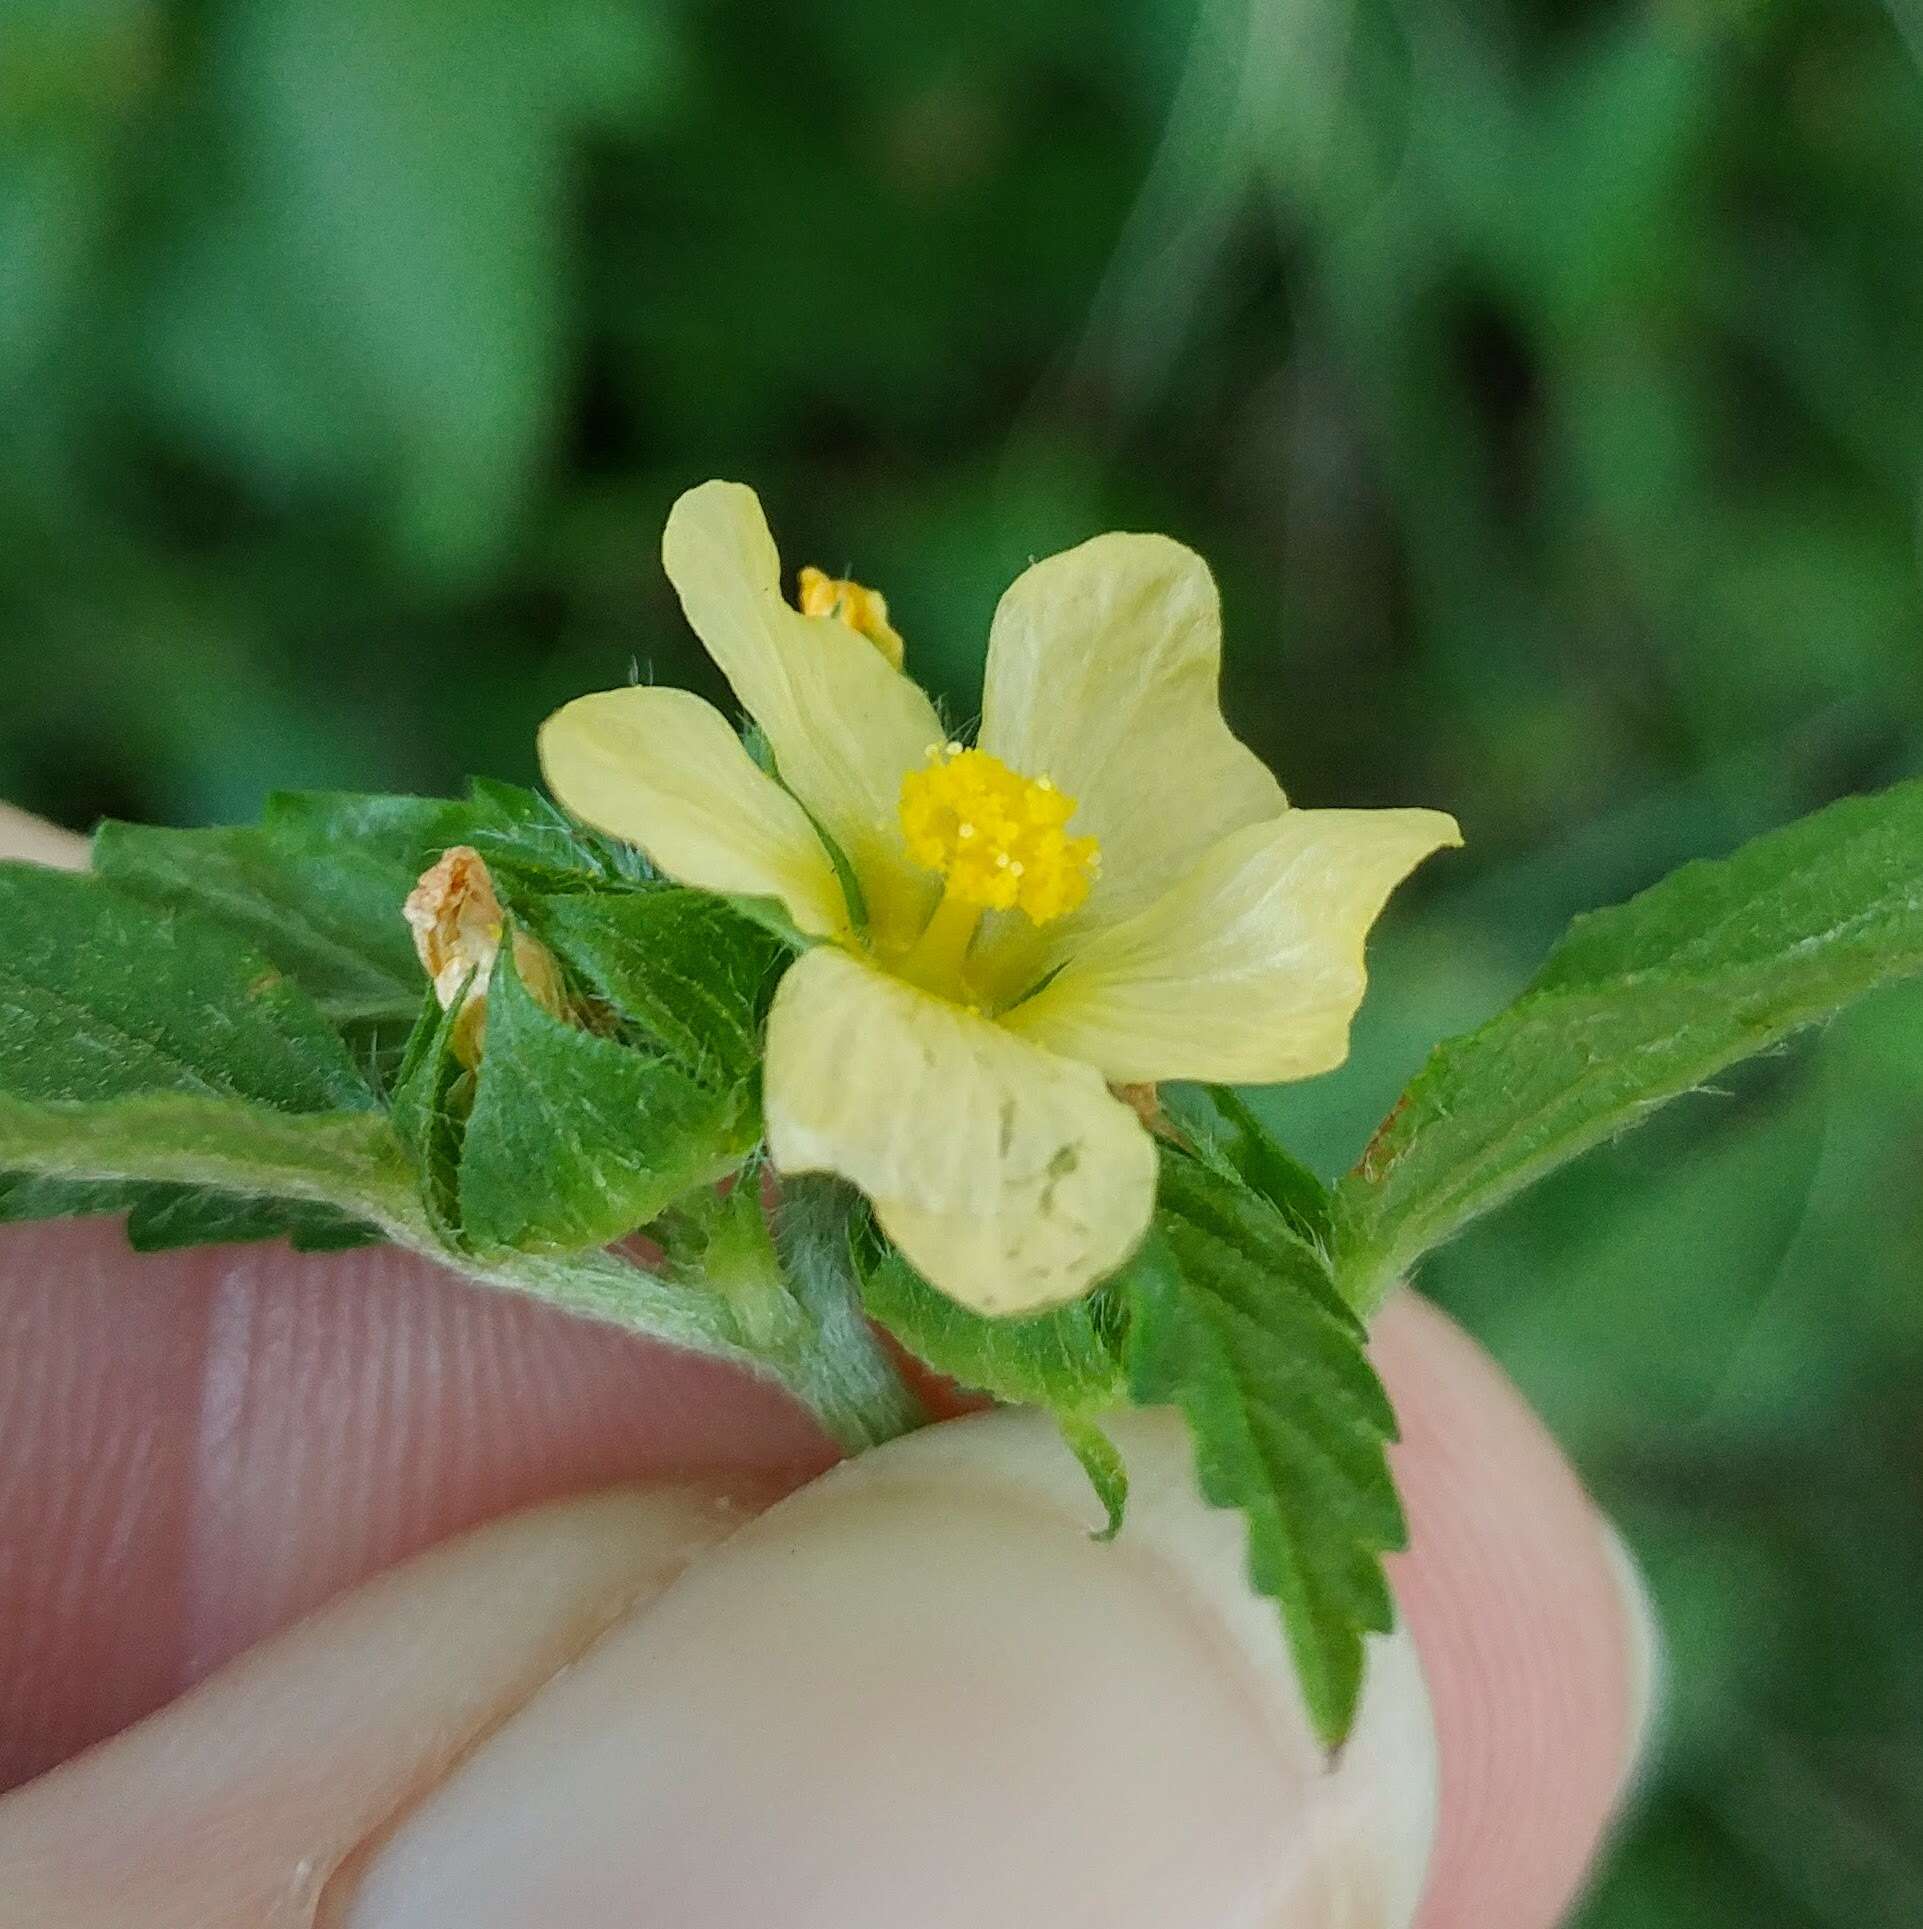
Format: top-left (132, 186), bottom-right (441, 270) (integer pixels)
top-left (403, 846), bottom-right (568, 1065)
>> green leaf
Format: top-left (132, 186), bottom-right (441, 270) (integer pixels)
top-left (461, 780), bottom-right (649, 889)
top-left (93, 792), bottom-right (460, 1033)
top-left (456, 942), bottom-right (752, 1253)
top-left (120, 1189), bottom-right (380, 1252)
top-left (0, 861), bottom-right (406, 1250)
top-left (1335, 778), bottom-right (1923, 1312)
top-left (1160, 1084), bottom-right (1335, 1250)
top-left (0, 1091), bottom-right (411, 1228)
top-left (1125, 1154), bottom-right (1405, 1749)
top-left (861, 1247), bottom-right (1126, 1412)
top-left (531, 886), bottom-right (785, 1089)
top-left (0, 863), bottom-right (375, 1113)
top-left (1057, 1412), bottom-right (1130, 1541)
top-left (0, 1173), bottom-right (136, 1227)
top-left (91, 784), bottom-right (648, 1068)
top-left (0, 1170), bottom-right (380, 1252)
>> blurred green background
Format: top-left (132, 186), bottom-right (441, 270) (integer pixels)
top-left (5, 0), bottom-right (1922, 1915)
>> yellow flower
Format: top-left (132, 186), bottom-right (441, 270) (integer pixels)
top-left (540, 482), bottom-right (1459, 1315)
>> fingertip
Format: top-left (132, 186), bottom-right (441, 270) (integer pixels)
top-left (2, 1261), bottom-right (1653, 1928)
top-left (339, 1408), bottom-right (1440, 1929)
top-left (0, 1218), bottom-right (837, 1787)
top-left (1599, 1519), bottom-right (1665, 1802)
top-left (1373, 1292), bottom-right (1657, 1928)
top-left (0, 1485), bottom-right (756, 1928)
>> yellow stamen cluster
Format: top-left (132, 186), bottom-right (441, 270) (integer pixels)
top-left (798, 565), bottom-right (905, 670)
top-left (899, 746), bottom-right (1099, 926)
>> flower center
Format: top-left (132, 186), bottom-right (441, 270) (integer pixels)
top-left (899, 746), bottom-right (1099, 926)
top-left (798, 565), bottom-right (904, 670)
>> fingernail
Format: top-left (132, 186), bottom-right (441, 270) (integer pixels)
top-left (340, 1408), bottom-right (1439, 1929)
top-left (1600, 1522), bottom-right (1665, 1798)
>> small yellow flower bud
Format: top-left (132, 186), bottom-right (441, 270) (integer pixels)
top-left (797, 565), bottom-right (906, 670)
top-left (403, 846), bottom-right (568, 1066)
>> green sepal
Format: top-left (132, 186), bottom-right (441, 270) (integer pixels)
top-left (802, 810), bottom-right (869, 939)
top-left (859, 1246), bottom-right (1130, 1527)
top-left (456, 941), bottom-right (753, 1254)
top-left (530, 886), bottom-right (786, 1090)
top-left (860, 1246), bottom-right (1127, 1412)
top-left (718, 892), bottom-right (819, 956)
top-left (387, 984), bottom-right (474, 1242)
top-left (654, 1169), bottom-right (808, 1355)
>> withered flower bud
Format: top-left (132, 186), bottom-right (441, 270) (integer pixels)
top-left (403, 846), bottom-right (568, 1066)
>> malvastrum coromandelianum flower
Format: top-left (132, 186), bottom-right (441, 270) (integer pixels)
top-left (540, 482), bottom-right (1459, 1315)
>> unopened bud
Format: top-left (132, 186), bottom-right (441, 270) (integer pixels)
top-left (403, 846), bottom-right (568, 1065)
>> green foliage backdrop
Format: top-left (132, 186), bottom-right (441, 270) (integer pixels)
top-left (4, 0), bottom-right (1921, 1914)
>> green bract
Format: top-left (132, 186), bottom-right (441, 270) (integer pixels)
top-left (4, 772), bottom-right (1922, 1745)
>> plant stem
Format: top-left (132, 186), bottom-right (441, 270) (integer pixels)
top-left (773, 1174), bottom-right (931, 1450)
top-left (400, 1214), bottom-right (926, 1457)
top-left (776, 1260), bottom-right (928, 1453)
top-left (2, 1094), bottom-right (927, 1454)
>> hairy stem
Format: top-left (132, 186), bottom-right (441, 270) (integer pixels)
top-left (0, 1094), bottom-right (925, 1454)
top-left (405, 1212), bottom-right (926, 1457)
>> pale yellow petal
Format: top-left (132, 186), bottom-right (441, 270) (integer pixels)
top-left (662, 481), bottom-right (942, 950)
top-left (539, 686), bottom-right (852, 942)
top-left (764, 947), bottom-right (1157, 1315)
top-left (1002, 808), bottom-right (1461, 1084)
top-left (977, 531), bottom-right (1286, 945)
